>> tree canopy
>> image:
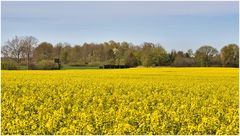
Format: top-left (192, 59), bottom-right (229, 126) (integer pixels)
top-left (1, 36), bottom-right (239, 69)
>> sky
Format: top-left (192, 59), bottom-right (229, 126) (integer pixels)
top-left (1, 1), bottom-right (239, 52)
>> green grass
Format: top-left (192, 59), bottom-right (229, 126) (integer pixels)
top-left (61, 65), bottom-right (99, 70)
top-left (19, 65), bottom-right (28, 70)
top-left (19, 65), bottom-right (99, 70)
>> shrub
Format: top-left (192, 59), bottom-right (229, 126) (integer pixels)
top-left (28, 63), bottom-right (37, 70)
top-left (172, 56), bottom-right (195, 67)
top-left (35, 60), bottom-right (58, 70)
top-left (1, 60), bottom-right (20, 70)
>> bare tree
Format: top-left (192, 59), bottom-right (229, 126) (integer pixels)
top-left (2, 36), bottom-right (23, 63)
top-left (21, 36), bottom-right (38, 69)
top-left (1, 45), bottom-right (11, 59)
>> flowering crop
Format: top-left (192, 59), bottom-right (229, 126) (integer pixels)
top-left (1, 68), bottom-right (239, 134)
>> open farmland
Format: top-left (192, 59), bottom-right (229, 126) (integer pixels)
top-left (1, 68), bottom-right (239, 134)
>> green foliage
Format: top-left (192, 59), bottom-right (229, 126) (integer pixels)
top-left (33, 42), bottom-right (53, 61)
top-left (141, 44), bottom-right (169, 67)
top-left (168, 50), bottom-right (177, 64)
top-left (31, 60), bottom-right (58, 70)
top-left (2, 36), bottom-right (239, 68)
top-left (220, 44), bottom-right (239, 67)
top-left (1, 60), bottom-right (20, 70)
top-left (172, 56), bottom-right (195, 67)
top-left (195, 46), bottom-right (218, 67)
top-left (61, 65), bottom-right (98, 70)
top-left (125, 52), bottom-right (138, 67)
top-left (37, 60), bottom-right (58, 70)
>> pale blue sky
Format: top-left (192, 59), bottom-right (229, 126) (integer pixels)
top-left (1, 1), bottom-right (239, 51)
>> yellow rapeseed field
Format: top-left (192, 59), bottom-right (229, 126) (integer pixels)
top-left (1, 68), bottom-right (239, 134)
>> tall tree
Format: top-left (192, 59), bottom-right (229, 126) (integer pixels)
top-left (1, 45), bottom-right (11, 59)
top-left (53, 43), bottom-right (63, 60)
top-left (173, 51), bottom-right (195, 67)
top-left (168, 50), bottom-right (177, 65)
top-left (21, 36), bottom-right (38, 69)
top-left (185, 49), bottom-right (194, 58)
top-left (33, 42), bottom-right (53, 62)
top-left (220, 44), bottom-right (239, 67)
top-left (141, 43), bottom-right (168, 66)
top-left (60, 43), bottom-right (71, 64)
top-left (3, 36), bottom-right (23, 63)
top-left (151, 44), bottom-right (169, 66)
top-left (113, 47), bottom-right (120, 65)
top-left (195, 45), bottom-right (218, 67)
top-left (70, 45), bottom-right (81, 64)
top-left (125, 52), bottom-right (138, 67)
top-left (141, 42), bottom-right (154, 66)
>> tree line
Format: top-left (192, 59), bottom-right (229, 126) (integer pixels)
top-left (1, 36), bottom-right (239, 70)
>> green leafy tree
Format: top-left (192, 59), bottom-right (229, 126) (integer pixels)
top-left (60, 43), bottom-right (71, 64)
top-left (33, 42), bottom-right (53, 62)
top-left (168, 50), bottom-right (177, 65)
top-left (220, 44), bottom-right (239, 67)
top-left (195, 45), bottom-right (218, 67)
top-left (173, 51), bottom-right (195, 67)
top-left (125, 52), bottom-right (138, 67)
